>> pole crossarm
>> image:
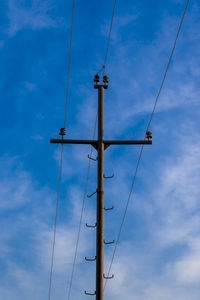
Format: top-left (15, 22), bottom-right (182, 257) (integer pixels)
top-left (50, 139), bottom-right (152, 150)
top-left (103, 139), bottom-right (152, 149)
top-left (50, 138), bottom-right (98, 149)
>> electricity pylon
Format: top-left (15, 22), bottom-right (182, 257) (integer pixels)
top-left (50, 74), bottom-right (152, 300)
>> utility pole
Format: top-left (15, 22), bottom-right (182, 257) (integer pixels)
top-left (50, 74), bottom-right (152, 299)
top-left (95, 79), bottom-right (105, 300)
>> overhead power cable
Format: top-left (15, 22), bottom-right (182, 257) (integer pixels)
top-left (67, 114), bottom-right (98, 300)
top-left (98, 0), bottom-right (117, 74)
top-left (48, 145), bottom-right (64, 300)
top-left (48, 1), bottom-right (75, 300)
top-left (104, 0), bottom-right (190, 290)
top-left (104, 0), bottom-right (117, 70)
top-left (64, 0), bottom-right (75, 128)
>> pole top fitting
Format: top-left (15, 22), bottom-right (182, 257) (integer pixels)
top-left (145, 130), bottom-right (152, 140)
top-left (103, 75), bottom-right (109, 84)
top-left (103, 75), bottom-right (108, 89)
top-left (94, 74), bottom-right (109, 89)
top-left (59, 127), bottom-right (66, 137)
top-left (94, 74), bottom-right (100, 88)
top-left (94, 74), bottom-right (100, 83)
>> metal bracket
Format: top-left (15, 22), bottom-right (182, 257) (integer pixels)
top-left (103, 173), bottom-right (114, 179)
top-left (85, 256), bottom-right (96, 262)
top-left (104, 206), bottom-right (114, 211)
top-left (86, 223), bottom-right (97, 228)
top-left (87, 190), bottom-right (97, 198)
top-left (88, 154), bottom-right (98, 161)
top-left (104, 144), bottom-right (110, 150)
top-left (91, 142), bottom-right (98, 150)
top-left (85, 291), bottom-right (96, 296)
top-left (104, 240), bottom-right (115, 245)
top-left (103, 274), bottom-right (114, 279)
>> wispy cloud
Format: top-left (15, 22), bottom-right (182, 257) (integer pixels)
top-left (0, 154), bottom-right (95, 299)
top-left (6, 0), bottom-right (62, 36)
top-left (103, 130), bottom-right (200, 300)
top-left (30, 134), bottom-right (44, 140)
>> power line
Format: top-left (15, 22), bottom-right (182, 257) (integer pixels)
top-left (48, 1), bottom-right (75, 299)
top-left (146, 0), bottom-right (190, 132)
top-left (104, 0), bottom-right (190, 290)
top-left (98, 0), bottom-right (117, 74)
top-left (67, 114), bottom-right (97, 300)
top-left (48, 144), bottom-right (64, 300)
top-left (64, 0), bottom-right (75, 129)
top-left (104, 0), bottom-right (117, 69)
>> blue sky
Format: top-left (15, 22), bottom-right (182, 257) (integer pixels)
top-left (0, 0), bottom-right (200, 299)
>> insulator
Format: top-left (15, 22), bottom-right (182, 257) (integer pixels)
top-left (94, 74), bottom-right (100, 83)
top-left (146, 130), bottom-right (152, 140)
top-left (59, 127), bottom-right (66, 136)
top-left (103, 75), bottom-right (109, 84)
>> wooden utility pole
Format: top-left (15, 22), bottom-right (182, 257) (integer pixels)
top-left (50, 74), bottom-right (152, 299)
top-left (96, 81), bottom-right (105, 300)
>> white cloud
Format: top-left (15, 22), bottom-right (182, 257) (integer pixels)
top-left (0, 154), bottom-right (96, 299)
top-left (0, 155), bottom-right (52, 211)
top-left (31, 134), bottom-right (44, 140)
top-left (6, 0), bottom-right (62, 36)
top-left (174, 252), bottom-right (200, 284)
top-left (103, 129), bottom-right (200, 299)
top-left (101, 13), bottom-right (139, 45)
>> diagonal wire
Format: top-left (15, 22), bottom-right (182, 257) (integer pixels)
top-left (67, 113), bottom-right (98, 300)
top-left (48, 144), bottom-right (64, 300)
top-left (64, 0), bottom-right (75, 129)
top-left (104, 0), bottom-right (190, 290)
top-left (48, 1), bottom-right (75, 299)
top-left (104, 0), bottom-right (117, 69)
top-left (98, 0), bottom-right (117, 74)
top-left (146, 0), bottom-right (189, 132)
